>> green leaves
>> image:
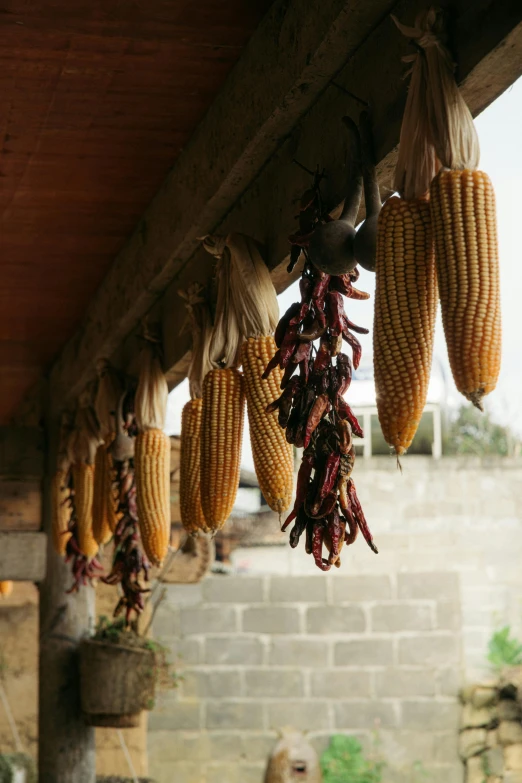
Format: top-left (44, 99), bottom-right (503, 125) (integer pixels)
top-left (487, 626), bottom-right (522, 670)
top-left (320, 735), bottom-right (384, 783)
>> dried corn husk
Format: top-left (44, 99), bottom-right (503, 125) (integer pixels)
top-left (95, 360), bottom-right (123, 441)
top-left (392, 15), bottom-right (440, 199)
top-left (135, 341), bottom-right (169, 431)
top-left (179, 283), bottom-right (213, 400)
top-left (202, 232), bottom-right (279, 367)
top-left (393, 7), bottom-right (479, 172)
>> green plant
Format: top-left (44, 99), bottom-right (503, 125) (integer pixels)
top-left (320, 735), bottom-right (385, 783)
top-left (93, 615), bottom-right (180, 692)
top-left (487, 625), bottom-right (522, 670)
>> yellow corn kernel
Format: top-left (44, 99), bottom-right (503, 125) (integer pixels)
top-left (200, 368), bottom-right (245, 532)
top-left (135, 429), bottom-right (171, 566)
top-left (374, 196), bottom-right (438, 455)
top-left (0, 581), bottom-right (13, 598)
top-left (51, 469), bottom-right (72, 556)
top-left (430, 169), bottom-right (501, 409)
top-left (241, 336), bottom-right (294, 513)
top-left (93, 444), bottom-right (113, 545)
top-left (72, 463), bottom-right (98, 558)
top-left (180, 399), bottom-right (209, 535)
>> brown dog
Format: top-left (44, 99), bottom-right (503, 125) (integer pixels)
top-left (264, 727), bottom-right (322, 782)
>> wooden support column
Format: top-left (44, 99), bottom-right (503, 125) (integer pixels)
top-left (38, 414), bottom-right (96, 783)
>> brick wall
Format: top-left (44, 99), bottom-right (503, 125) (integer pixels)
top-left (150, 572), bottom-right (462, 783)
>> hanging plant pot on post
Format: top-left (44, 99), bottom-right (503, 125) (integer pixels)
top-left (79, 638), bottom-right (156, 728)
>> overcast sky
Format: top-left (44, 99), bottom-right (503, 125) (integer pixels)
top-left (166, 75), bottom-right (522, 465)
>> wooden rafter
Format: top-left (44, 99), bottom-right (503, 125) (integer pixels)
top-left (13, 0), bottom-right (522, 419)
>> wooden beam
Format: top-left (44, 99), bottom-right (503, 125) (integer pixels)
top-left (161, 0), bottom-right (522, 381)
top-left (0, 479), bottom-right (42, 531)
top-left (15, 0), bottom-right (522, 416)
top-left (0, 532), bottom-right (47, 581)
top-left (41, 0), bottom-right (400, 408)
top-left (0, 426), bottom-right (44, 477)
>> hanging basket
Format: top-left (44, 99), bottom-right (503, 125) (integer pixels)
top-left (79, 639), bottom-right (156, 728)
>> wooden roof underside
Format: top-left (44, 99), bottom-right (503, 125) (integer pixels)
top-left (0, 0), bottom-right (273, 423)
top-left (3, 0), bottom-right (522, 428)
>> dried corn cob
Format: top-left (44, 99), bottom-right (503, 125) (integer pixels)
top-left (52, 469), bottom-right (72, 555)
top-left (180, 399), bottom-right (208, 534)
top-left (0, 581), bottom-right (13, 598)
top-left (374, 196), bottom-right (437, 455)
top-left (72, 463), bottom-right (98, 558)
top-left (200, 368), bottom-right (245, 531)
top-left (241, 336), bottom-right (293, 513)
top-left (135, 428), bottom-right (171, 566)
top-left (134, 340), bottom-right (171, 566)
top-left (430, 169), bottom-right (500, 409)
top-left (92, 440), bottom-right (119, 544)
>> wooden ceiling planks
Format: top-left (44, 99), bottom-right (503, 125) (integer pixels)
top-left (0, 0), bottom-right (273, 422)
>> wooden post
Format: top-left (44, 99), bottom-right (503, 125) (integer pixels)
top-left (38, 414), bottom-right (96, 783)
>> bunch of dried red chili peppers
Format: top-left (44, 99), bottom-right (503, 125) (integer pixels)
top-left (263, 187), bottom-right (378, 571)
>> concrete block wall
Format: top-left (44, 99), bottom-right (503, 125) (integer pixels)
top-left (150, 572), bottom-right (463, 783)
top-left (232, 458), bottom-right (522, 681)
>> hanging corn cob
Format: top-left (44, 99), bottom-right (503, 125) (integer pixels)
top-left (93, 361), bottom-right (123, 543)
top-left (200, 367), bottom-right (245, 531)
top-left (0, 581), bottom-right (13, 598)
top-left (71, 402), bottom-right (100, 558)
top-left (134, 338), bottom-right (171, 566)
top-left (204, 233), bottom-right (294, 514)
top-left (178, 283), bottom-right (213, 535)
top-left (395, 8), bottom-right (501, 409)
top-left (373, 18), bottom-right (440, 456)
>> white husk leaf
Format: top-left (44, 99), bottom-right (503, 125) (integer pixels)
top-left (135, 342), bottom-right (168, 432)
top-left (72, 406), bottom-right (100, 465)
top-left (202, 232), bottom-right (279, 369)
top-left (203, 236), bottom-right (242, 369)
top-left (179, 283), bottom-right (213, 400)
top-left (393, 20), bottom-right (441, 199)
top-left (227, 233), bottom-right (279, 338)
top-left (94, 360), bottom-right (123, 440)
top-left (394, 8), bottom-right (479, 175)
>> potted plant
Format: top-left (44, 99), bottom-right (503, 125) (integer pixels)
top-left (79, 616), bottom-right (174, 728)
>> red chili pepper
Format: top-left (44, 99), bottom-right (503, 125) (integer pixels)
top-left (311, 271), bottom-right (331, 302)
top-left (293, 341), bottom-right (312, 365)
top-left (342, 314), bottom-right (369, 335)
top-left (299, 276), bottom-right (313, 302)
top-left (347, 479), bottom-right (378, 554)
top-left (299, 356), bottom-right (310, 383)
top-left (337, 419), bottom-right (353, 454)
top-left (319, 452), bottom-right (341, 499)
top-left (290, 302), bottom-right (310, 325)
top-left (338, 478), bottom-right (358, 546)
top-left (275, 303), bottom-right (300, 347)
top-left (280, 361), bottom-right (298, 389)
top-left (348, 285), bottom-right (370, 301)
top-left (282, 451), bottom-right (315, 532)
top-left (349, 266), bottom-right (360, 282)
top-left (329, 275), bottom-right (352, 296)
top-left (325, 507), bottom-right (342, 565)
top-left (312, 524), bottom-right (331, 571)
top-left (304, 393), bottom-right (330, 448)
top-left (336, 353), bottom-right (352, 396)
top-left (342, 329), bottom-right (362, 369)
top-left (262, 349), bottom-right (282, 379)
top-left (289, 508), bottom-right (308, 548)
top-left (336, 398), bottom-right (363, 438)
top-left (325, 291), bottom-right (345, 336)
top-left (312, 335), bottom-right (331, 375)
top-left (305, 518), bottom-right (315, 555)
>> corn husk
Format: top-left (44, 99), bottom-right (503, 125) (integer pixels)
top-left (179, 283), bottom-right (213, 400)
top-left (393, 7), bottom-right (479, 174)
top-left (135, 342), bottom-right (168, 432)
top-left (392, 16), bottom-right (441, 199)
top-left (95, 360), bottom-right (123, 441)
top-left (202, 232), bottom-right (279, 368)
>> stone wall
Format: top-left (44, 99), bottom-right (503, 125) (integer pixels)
top-left (149, 572), bottom-right (462, 783)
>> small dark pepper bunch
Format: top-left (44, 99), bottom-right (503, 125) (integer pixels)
top-left (102, 392), bottom-right (151, 625)
top-left (65, 481), bottom-right (104, 592)
top-left (264, 260), bottom-right (378, 570)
